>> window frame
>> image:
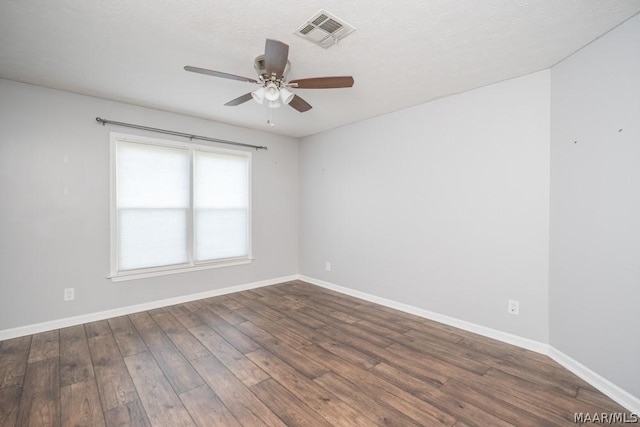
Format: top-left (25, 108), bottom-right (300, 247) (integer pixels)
top-left (109, 132), bottom-right (252, 282)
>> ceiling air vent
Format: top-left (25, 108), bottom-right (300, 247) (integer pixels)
top-left (294, 10), bottom-right (355, 49)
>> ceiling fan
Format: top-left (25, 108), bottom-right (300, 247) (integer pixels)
top-left (185, 39), bottom-right (354, 113)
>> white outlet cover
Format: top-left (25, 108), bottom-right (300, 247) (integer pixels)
top-left (508, 299), bottom-right (519, 315)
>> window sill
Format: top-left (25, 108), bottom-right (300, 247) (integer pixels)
top-left (108, 258), bottom-right (253, 282)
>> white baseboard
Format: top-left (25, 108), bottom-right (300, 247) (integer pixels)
top-left (298, 275), bottom-right (550, 355)
top-left (0, 274), bottom-right (298, 341)
top-left (548, 347), bottom-right (640, 414)
top-left (298, 274), bottom-right (640, 414)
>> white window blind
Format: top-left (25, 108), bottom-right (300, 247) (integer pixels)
top-left (111, 133), bottom-right (251, 280)
top-left (194, 151), bottom-right (249, 261)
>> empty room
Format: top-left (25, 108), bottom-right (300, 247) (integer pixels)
top-left (1, 1), bottom-right (639, 426)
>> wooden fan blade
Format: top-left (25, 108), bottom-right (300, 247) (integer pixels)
top-left (264, 39), bottom-right (289, 78)
top-left (288, 95), bottom-right (312, 112)
top-left (224, 92), bottom-right (254, 106)
top-left (184, 66), bottom-right (257, 83)
top-left (289, 76), bottom-right (354, 89)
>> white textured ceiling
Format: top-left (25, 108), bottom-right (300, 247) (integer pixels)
top-left (1, 1), bottom-right (639, 138)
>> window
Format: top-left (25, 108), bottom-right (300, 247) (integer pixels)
top-left (110, 133), bottom-right (251, 280)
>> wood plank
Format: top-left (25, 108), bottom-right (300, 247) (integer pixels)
top-left (384, 342), bottom-right (488, 385)
top-left (481, 368), bottom-right (613, 423)
top-left (291, 285), bottom-right (374, 310)
top-left (319, 324), bottom-right (424, 373)
top-left (187, 302), bottom-right (260, 354)
top-left (88, 334), bottom-right (138, 410)
top-left (235, 308), bottom-right (313, 349)
top-left (227, 294), bottom-right (285, 322)
top-left (397, 329), bottom-right (492, 375)
top-left (236, 289), bottom-right (263, 300)
top-left (301, 344), bottom-right (456, 426)
top-left (60, 378), bottom-right (106, 427)
top-left (371, 362), bottom-right (513, 427)
top-left (276, 306), bottom-right (327, 329)
top-left (179, 385), bottom-right (241, 427)
top-left (298, 304), bottom-right (362, 325)
top-left (236, 321), bottom-right (328, 379)
top-left (259, 294), bottom-right (307, 311)
top-left (321, 320), bottom-right (395, 347)
top-left (439, 378), bottom-right (566, 426)
top-left (245, 286), bottom-right (274, 299)
top-left (16, 358), bottom-right (60, 427)
top-left (313, 372), bottom-right (424, 427)
top-left (190, 355), bottom-right (286, 427)
top-left (166, 304), bottom-right (204, 329)
top-left (264, 283), bottom-right (311, 301)
top-left (246, 348), bottom-right (374, 427)
top-left (342, 332), bottom-right (458, 387)
top-left (339, 304), bottom-right (418, 332)
top-left (366, 303), bottom-right (474, 341)
top-left (576, 387), bottom-right (629, 413)
top-left (127, 312), bottom-right (156, 332)
top-left (149, 311), bottom-right (210, 361)
top-left (398, 319), bottom-right (466, 343)
top-left (313, 336), bottom-right (379, 370)
top-left (59, 325), bottom-right (94, 387)
top-left (251, 378), bottom-right (333, 427)
top-left (462, 326), bottom-right (581, 385)
top-left (108, 316), bottom-right (147, 357)
top-left (189, 324), bottom-right (268, 387)
top-left (309, 288), bottom-right (375, 309)
top-left (198, 299), bottom-right (247, 325)
top-left (353, 319), bottom-right (405, 340)
top-left (292, 286), bottom-right (415, 331)
top-left (277, 314), bottom-right (381, 370)
top-left (134, 325), bottom-right (203, 394)
top-left (0, 336), bottom-right (31, 388)
top-left (217, 296), bottom-right (244, 311)
top-left (84, 321), bottom-right (112, 338)
top-left (123, 352), bottom-right (195, 427)
top-left (103, 399), bottom-right (150, 427)
top-left (317, 324), bottom-right (396, 363)
top-left (27, 330), bottom-right (59, 363)
top-left (0, 385), bottom-right (21, 427)
top-left (485, 356), bottom-right (580, 397)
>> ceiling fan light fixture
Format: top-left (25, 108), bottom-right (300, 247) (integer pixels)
top-left (185, 38), bottom-right (353, 114)
top-left (279, 87), bottom-right (294, 104)
top-left (251, 87), bottom-right (265, 104)
top-left (265, 83), bottom-right (280, 101)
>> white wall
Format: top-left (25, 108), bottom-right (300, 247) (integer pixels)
top-left (300, 70), bottom-right (551, 342)
top-left (0, 79), bottom-right (299, 331)
top-left (550, 14), bottom-right (640, 398)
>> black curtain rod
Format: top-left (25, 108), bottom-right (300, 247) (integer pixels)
top-left (95, 117), bottom-right (268, 150)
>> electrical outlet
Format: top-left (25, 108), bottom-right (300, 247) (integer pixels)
top-left (325, 262), bottom-right (331, 272)
top-left (64, 288), bottom-right (75, 301)
top-left (508, 299), bottom-right (519, 315)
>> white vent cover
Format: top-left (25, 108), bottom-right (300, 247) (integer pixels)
top-left (294, 10), bottom-right (355, 49)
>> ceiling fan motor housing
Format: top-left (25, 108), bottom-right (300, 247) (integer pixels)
top-left (254, 55), bottom-right (290, 80)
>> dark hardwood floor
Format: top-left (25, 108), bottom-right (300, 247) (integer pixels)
top-left (0, 280), bottom-right (629, 426)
